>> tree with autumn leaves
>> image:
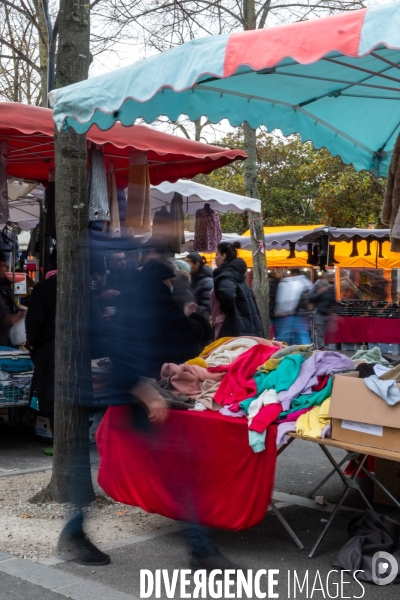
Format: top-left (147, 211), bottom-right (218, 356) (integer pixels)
top-left (197, 130), bottom-right (386, 234)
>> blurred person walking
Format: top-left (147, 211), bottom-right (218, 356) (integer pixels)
top-left (274, 269), bottom-right (312, 345)
top-left (309, 273), bottom-right (336, 350)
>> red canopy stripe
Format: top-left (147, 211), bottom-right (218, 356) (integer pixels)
top-left (224, 10), bottom-right (367, 77)
top-left (0, 103), bottom-right (246, 186)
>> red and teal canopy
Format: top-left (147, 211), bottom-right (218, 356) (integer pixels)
top-left (50, 2), bottom-right (400, 176)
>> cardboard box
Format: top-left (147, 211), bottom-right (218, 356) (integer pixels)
top-left (329, 375), bottom-right (400, 452)
top-left (373, 458), bottom-right (400, 507)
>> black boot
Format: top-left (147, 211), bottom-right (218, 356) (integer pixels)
top-left (190, 550), bottom-right (241, 572)
top-left (58, 530), bottom-right (110, 566)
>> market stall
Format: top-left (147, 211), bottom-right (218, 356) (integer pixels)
top-left (0, 105), bottom-right (246, 430)
top-left (48, 1), bottom-right (400, 559)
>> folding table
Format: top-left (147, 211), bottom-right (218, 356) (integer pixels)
top-left (277, 434), bottom-right (400, 558)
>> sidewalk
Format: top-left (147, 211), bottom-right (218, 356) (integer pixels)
top-left (1, 439), bottom-right (399, 599)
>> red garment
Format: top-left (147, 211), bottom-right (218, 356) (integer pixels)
top-left (208, 344), bottom-right (279, 406)
top-left (97, 407), bottom-right (277, 530)
top-left (344, 456), bottom-right (375, 479)
top-left (312, 375), bottom-right (330, 392)
top-left (276, 407), bottom-right (312, 423)
top-left (248, 403), bottom-right (282, 433)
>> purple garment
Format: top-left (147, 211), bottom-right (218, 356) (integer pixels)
top-left (321, 424), bottom-right (331, 439)
top-left (278, 351), bottom-right (354, 408)
top-left (276, 422), bottom-right (296, 446)
top-left (220, 405), bottom-right (246, 418)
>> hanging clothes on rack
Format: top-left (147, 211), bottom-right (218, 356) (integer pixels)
top-left (193, 204), bottom-right (221, 252)
top-left (88, 145), bottom-right (110, 222)
top-left (152, 206), bottom-right (171, 241)
top-left (169, 193), bottom-right (185, 253)
top-left (126, 150), bottom-right (151, 234)
top-left (108, 161), bottom-right (121, 238)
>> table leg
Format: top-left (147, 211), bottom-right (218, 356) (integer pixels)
top-left (269, 500), bottom-right (304, 550)
top-left (361, 464), bottom-right (400, 511)
top-left (277, 435), bottom-right (295, 456)
top-left (308, 451), bottom-right (370, 558)
top-left (308, 454), bottom-right (351, 498)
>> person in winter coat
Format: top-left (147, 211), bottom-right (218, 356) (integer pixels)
top-left (185, 252), bottom-right (213, 314)
top-left (25, 272), bottom-right (57, 455)
top-left (124, 260), bottom-right (212, 379)
top-left (309, 274), bottom-right (336, 350)
top-left (212, 242), bottom-right (263, 339)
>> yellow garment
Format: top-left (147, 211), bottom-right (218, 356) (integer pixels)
top-left (258, 356), bottom-right (286, 373)
top-left (186, 357), bottom-right (208, 369)
top-left (296, 398), bottom-right (331, 439)
top-left (126, 150), bottom-right (151, 233)
top-left (199, 337), bottom-right (234, 358)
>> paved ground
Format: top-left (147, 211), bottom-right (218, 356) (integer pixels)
top-left (0, 428), bottom-right (98, 474)
top-left (1, 420), bottom-right (399, 599)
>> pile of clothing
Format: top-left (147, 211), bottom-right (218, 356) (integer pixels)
top-left (0, 349), bottom-right (34, 406)
top-left (352, 346), bottom-right (400, 407)
top-left (156, 337), bottom-right (356, 453)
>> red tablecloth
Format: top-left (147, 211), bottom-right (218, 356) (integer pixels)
top-left (96, 406), bottom-right (277, 531)
top-left (325, 316), bottom-right (400, 344)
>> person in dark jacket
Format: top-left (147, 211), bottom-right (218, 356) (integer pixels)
top-left (309, 274), bottom-right (336, 350)
top-left (25, 273), bottom-right (57, 454)
top-left (127, 260), bottom-right (211, 379)
top-left (185, 252), bottom-right (213, 315)
top-left (212, 242), bottom-right (263, 339)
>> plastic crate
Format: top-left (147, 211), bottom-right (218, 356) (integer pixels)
top-left (341, 343), bottom-right (362, 352)
top-left (368, 343), bottom-right (400, 355)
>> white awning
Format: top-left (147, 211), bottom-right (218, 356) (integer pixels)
top-left (150, 179), bottom-right (261, 215)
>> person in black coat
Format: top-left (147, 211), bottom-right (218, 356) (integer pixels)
top-left (25, 274), bottom-right (57, 450)
top-left (185, 252), bottom-right (213, 315)
top-left (117, 260), bottom-right (211, 380)
top-left (212, 242), bottom-right (263, 339)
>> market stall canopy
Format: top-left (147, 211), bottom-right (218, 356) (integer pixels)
top-left (150, 179), bottom-right (261, 214)
top-left (224, 226), bottom-right (391, 250)
top-left (0, 103), bottom-right (246, 187)
top-left (203, 226), bottom-right (399, 269)
top-left (50, 2), bottom-right (400, 177)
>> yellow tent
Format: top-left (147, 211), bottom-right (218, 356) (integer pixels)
top-left (203, 226), bottom-right (400, 270)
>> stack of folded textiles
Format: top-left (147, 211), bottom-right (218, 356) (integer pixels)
top-left (158, 339), bottom-right (355, 452)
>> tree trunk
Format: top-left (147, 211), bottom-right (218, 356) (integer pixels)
top-left (241, 0), bottom-right (270, 335)
top-left (35, 1), bottom-right (49, 106)
top-left (243, 125), bottom-right (270, 335)
top-left (32, 0), bottom-right (94, 505)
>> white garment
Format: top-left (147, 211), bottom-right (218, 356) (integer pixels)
top-left (195, 380), bottom-right (221, 411)
top-left (206, 337), bottom-right (259, 367)
top-left (247, 389), bottom-right (278, 420)
top-left (373, 364), bottom-right (390, 377)
top-left (275, 275), bottom-right (312, 315)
